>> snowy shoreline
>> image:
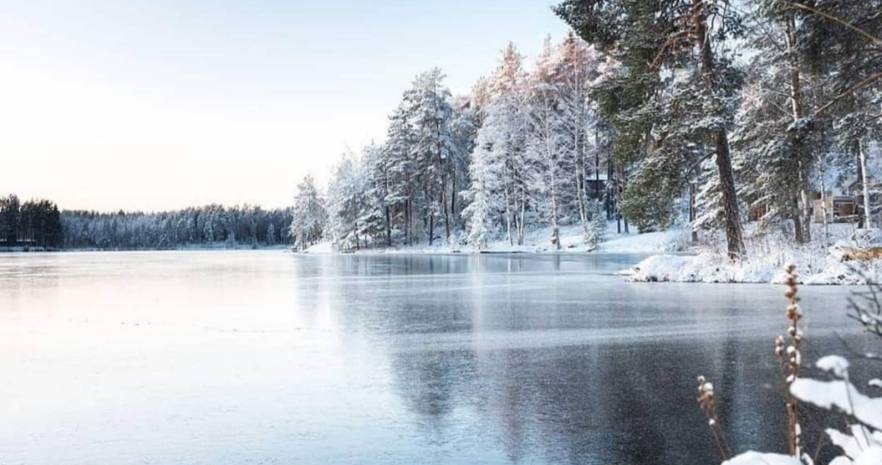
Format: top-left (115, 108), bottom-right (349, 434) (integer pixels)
top-left (302, 223), bottom-right (882, 286)
top-left (623, 224), bottom-right (882, 286)
top-left (300, 224), bottom-right (689, 257)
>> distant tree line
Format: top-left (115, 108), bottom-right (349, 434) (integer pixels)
top-left (62, 205), bottom-right (292, 250)
top-left (0, 194), bottom-right (63, 249)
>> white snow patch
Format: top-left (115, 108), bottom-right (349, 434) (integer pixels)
top-left (600, 228), bottom-right (689, 254)
top-left (721, 451), bottom-right (802, 465)
top-left (816, 355), bottom-right (850, 378)
top-left (300, 242), bottom-right (333, 254)
top-left (791, 378), bottom-right (882, 430)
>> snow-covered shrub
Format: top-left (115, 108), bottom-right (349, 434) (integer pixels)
top-left (853, 228), bottom-right (882, 248)
top-left (585, 200), bottom-right (605, 250)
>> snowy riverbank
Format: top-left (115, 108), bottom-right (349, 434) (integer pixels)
top-left (625, 224), bottom-right (882, 285)
top-left (303, 222), bottom-right (882, 286)
top-left (302, 224), bottom-right (691, 256)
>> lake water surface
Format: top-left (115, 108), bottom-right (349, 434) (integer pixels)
top-left (0, 251), bottom-right (874, 464)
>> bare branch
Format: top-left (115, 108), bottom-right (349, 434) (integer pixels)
top-left (814, 71), bottom-right (882, 118)
top-left (788, 2), bottom-right (882, 48)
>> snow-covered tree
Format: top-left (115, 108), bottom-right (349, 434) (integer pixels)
top-left (555, 32), bottom-right (606, 237)
top-left (466, 43), bottom-right (532, 245)
top-left (526, 37), bottom-right (567, 249)
top-left (408, 68), bottom-right (458, 245)
top-left (290, 174), bottom-right (327, 251)
top-left (586, 199), bottom-right (606, 250)
top-left (325, 153), bottom-right (368, 251)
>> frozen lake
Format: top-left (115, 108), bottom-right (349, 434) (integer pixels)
top-left (0, 251), bottom-right (872, 464)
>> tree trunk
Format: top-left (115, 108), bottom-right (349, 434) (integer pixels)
top-left (690, 182), bottom-right (698, 243)
top-left (860, 138), bottom-right (872, 229)
top-left (786, 14), bottom-right (812, 244)
top-left (550, 159), bottom-right (561, 251)
top-left (441, 190), bottom-right (450, 242)
top-left (607, 146), bottom-right (615, 220)
top-left (405, 198), bottom-right (411, 246)
top-left (450, 173), bottom-right (457, 232)
top-left (504, 186), bottom-right (513, 246)
top-left (594, 130), bottom-right (601, 199)
top-left (694, 0), bottom-right (745, 259)
top-left (819, 156), bottom-right (829, 246)
top-left (385, 205), bottom-right (392, 247)
top-left (518, 195), bottom-right (526, 245)
top-left (574, 131), bottom-right (589, 237)
top-left (793, 198), bottom-right (805, 244)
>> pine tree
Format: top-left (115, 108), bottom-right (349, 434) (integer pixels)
top-left (0, 194), bottom-right (21, 247)
top-left (527, 37), bottom-right (567, 249)
top-left (384, 102), bottom-right (417, 245)
top-left (472, 43), bottom-right (532, 245)
top-left (408, 68), bottom-right (458, 245)
top-left (290, 174), bottom-right (327, 251)
top-left (358, 143), bottom-right (392, 246)
top-left (555, 32), bottom-right (605, 239)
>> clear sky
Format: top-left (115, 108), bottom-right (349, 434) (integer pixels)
top-left (0, 0), bottom-right (570, 212)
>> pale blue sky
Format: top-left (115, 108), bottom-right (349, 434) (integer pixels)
top-left (0, 0), bottom-right (569, 211)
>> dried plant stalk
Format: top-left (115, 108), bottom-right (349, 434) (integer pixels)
top-left (777, 264), bottom-right (803, 456)
top-left (696, 375), bottom-right (733, 460)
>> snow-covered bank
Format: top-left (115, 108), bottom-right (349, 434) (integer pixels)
top-left (300, 223), bottom-right (690, 256)
top-left (627, 224), bottom-right (882, 285)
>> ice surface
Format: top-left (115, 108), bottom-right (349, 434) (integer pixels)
top-left (0, 250), bottom-right (865, 465)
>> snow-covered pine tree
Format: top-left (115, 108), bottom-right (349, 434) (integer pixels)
top-left (266, 222), bottom-right (275, 246)
top-left (461, 147), bottom-right (500, 250)
top-left (358, 143), bottom-right (392, 246)
top-left (290, 174), bottom-right (327, 251)
top-left (408, 68), bottom-right (458, 245)
top-left (527, 37), bottom-right (567, 249)
top-left (730, 56), bottom-right (812, 240)
top-left (448, 95), bottom-right (477, 236)
top-left (383, 101), bottom-right (417, 245)
top-left (325, 152), bottom-right (369, 251)
top-left (476, 43), bottom-right (532, 245)
top-left (555, 32), bottom-right (604, 240)
top-left (586, 199), bottom-right (606, 250)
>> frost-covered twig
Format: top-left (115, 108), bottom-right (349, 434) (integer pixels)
top-left (697, 375), bottom-right (733, 460)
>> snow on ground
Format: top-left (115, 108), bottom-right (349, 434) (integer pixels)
top-left (627, 223), bottom-right (882, 285)
top-left (301, 241), bottom-right (334, 254)
top-left (297, 223), bottom-right (689, 256)
top-left (721, 452), bottom-right (802, 465)
top-left (600, 228), bottom-right (689, 254)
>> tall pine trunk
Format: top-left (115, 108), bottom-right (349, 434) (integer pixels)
top-left (694, 0), bottom-right (745, 259)
top-left (574, 124), bottom-right (590, 240)
top-left (786, 14), bottom-right (811, 244)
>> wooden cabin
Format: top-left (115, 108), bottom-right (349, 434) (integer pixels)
top-left (813, 194), bottom-right (858, 223)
